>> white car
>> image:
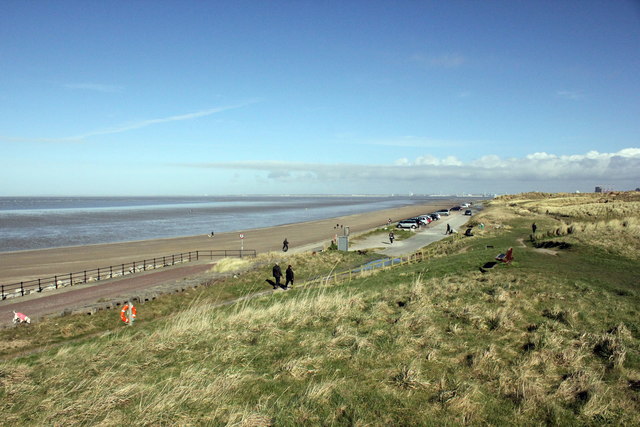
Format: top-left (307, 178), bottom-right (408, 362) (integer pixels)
top-left (396, 219), bottom-right (421, 229)
top-left (415, 215), bottom-right (432, 225)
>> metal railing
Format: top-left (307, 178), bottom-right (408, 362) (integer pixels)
top-left (302, 250), bottom-right (428, 288)
top-left (1, 249), bottom-right (256, 300)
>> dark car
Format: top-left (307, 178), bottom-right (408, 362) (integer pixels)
top-left (396, 219), bottom-right (421, 229)
top-left (464, 209), bottom-right (472, 216)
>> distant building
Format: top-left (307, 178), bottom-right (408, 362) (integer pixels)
top-left (595, 186), bottom-right (603, 193)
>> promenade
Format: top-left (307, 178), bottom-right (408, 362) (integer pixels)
top-left (1, 204), bottom-right (473, 326)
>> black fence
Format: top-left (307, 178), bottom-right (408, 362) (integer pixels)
top-left (1, 249), bottom-right (256, 300)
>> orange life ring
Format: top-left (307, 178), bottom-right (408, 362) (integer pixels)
top-left (120, 304), bottom-right (137, 323)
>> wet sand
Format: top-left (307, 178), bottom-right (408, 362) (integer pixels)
top-left (0, 200), bottom-right (457, 285)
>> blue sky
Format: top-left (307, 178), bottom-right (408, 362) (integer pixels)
top-left (1, 0), bottom-right (639, 196)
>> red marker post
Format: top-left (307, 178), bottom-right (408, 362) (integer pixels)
top-left (239, 233), bottom-right (244, 257)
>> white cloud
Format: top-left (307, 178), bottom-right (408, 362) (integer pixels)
top-left (415, 155), bottom-right (463, 166)
top-left (72, 105), bottom-right (241, 140)
top-left (180, 148), bottom-right (640, 193)
top-left (0, 102), bottom-right (257, 143)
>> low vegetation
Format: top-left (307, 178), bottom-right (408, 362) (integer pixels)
top-left (1, 192), bottom-right (639, 425)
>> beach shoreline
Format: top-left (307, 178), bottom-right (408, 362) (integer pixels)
top-left (0, 199), bottom-right (460, 284)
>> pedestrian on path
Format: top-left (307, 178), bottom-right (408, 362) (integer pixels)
top-left (272, 263), bottom-right (282, 287)
top-left (389, 231), bottom-right (395, 244)
top-left (446, 223), bottom-right (451, 234)
top-left (285, 265), bottom-right (294, 288)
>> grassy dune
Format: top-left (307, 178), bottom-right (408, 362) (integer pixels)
top-left (1, 192), bottom-right (639, 425)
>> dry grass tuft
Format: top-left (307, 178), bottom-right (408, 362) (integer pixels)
top-left (210, 257), bottom-right (254, 273)
top-left (389, 364), bottom-right (427, 390)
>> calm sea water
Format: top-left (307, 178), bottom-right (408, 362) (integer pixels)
top-left (0, 196), bottom-right (451, 253)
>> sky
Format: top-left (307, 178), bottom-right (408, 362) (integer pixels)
top-left (1, 0), bottom-right (639, 196)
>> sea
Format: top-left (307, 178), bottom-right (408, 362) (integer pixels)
top-left (0, 195), bottom-right (454, 253)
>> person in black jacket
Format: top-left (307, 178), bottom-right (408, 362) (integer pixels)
top-left (272, 263), bottom-right (282, 287)
top-left (285, 265), bottom-right (294, 288)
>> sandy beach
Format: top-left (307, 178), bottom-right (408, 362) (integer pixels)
top-left (0, 200), bottom-right (458, 285)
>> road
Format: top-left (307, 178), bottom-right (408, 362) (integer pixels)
top-left (349, 211), bottom-right (472, 256)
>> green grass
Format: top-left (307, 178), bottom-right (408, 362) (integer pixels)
top-left (349, 225), bottom-right (415, 242)
top-left (1, 192), bottom-right (639, 425)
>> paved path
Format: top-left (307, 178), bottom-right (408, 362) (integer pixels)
top-left (0, 263), bottom-right (213, 327)
top-left (349, 212), bottom-right (472, 257)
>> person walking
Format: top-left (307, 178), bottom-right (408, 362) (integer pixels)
top-left (389, 231), bottom-right (395, 244)
top-left (446, 223), bottom-right (451, 235)
top-left (282, 238), bottom-right (289, 252)
top-left (532, 223), bottom-right (537, 234)
top-left (285, 265), bottom-right (294, 288)
top-left (272, 263), bottom-right (282, 288)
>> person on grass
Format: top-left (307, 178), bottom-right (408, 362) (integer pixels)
top-left (272, 263), bottom-right (282, 288)
top-left (285, 265), bottom-right (294, 288)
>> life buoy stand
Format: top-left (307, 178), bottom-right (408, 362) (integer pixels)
top-left (120, 304), bottom-right (137, 323)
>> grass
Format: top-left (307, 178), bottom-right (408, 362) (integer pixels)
top-left (1, 192), bottom-right (639, 425)
top-left (349, 225), bottom-right (416, 243)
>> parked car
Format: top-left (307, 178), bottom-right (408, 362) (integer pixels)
top-left (464, 209), bottom-right (472, 216)
top-left (415, 215), bottom-right (432, 225)
top-left (428, 213), bottom-right (441, 221)
top-left (436, 209), bottom-right (450, 216)
top-left (450, 206), bottom-right (461, 211)
top-left (396, 219), bottom-right (421, 229)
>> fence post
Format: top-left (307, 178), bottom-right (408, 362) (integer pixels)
top-left (1, 285), bottom-right (4, 299)
top-left (143, 260), bottom-right (146, 271)
top-left (55, 275), bottom-right (58, 289)
top-left (110, 266), bottom-right (113, 279)
top-left (84, 270), bottom-right (87, 283)
top-left (69, 272), bottom-right (73, 286)
top-left (38, 278), bottom-right (42, 292)
top-left (98, 268), bottom-right (101, 281)
top-left (122, 264), bottom-right (125, 276)
top-left (20, 282), bottom-right (24, 296)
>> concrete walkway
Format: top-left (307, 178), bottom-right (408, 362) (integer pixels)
top-left (349, 211), bottom-right (472, 257)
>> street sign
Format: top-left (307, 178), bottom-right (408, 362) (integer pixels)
top-left (239, 233), bottom-right (244, 239)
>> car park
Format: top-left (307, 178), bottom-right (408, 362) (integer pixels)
top-left (396, 219), bottom-right (421, 229)
top-left (464, 209), bottom-right (472, 216)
